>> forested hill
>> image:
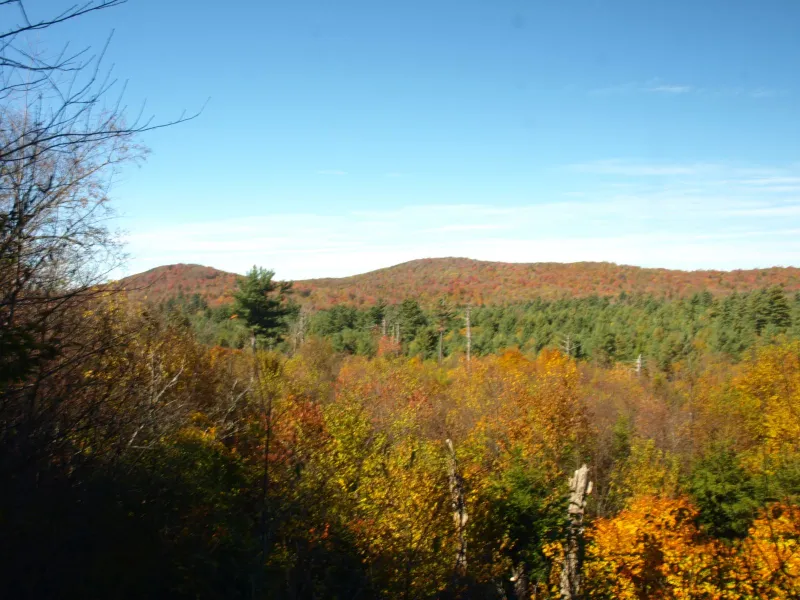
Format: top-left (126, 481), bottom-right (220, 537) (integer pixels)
top-left (120, 264), bottom-right (240, 306)
top-left (121, 258), bottom-right (800, 308)
top-left (295, 258), bottom-right (800, 307)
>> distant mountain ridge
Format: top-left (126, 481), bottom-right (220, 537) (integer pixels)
top-left (120, 264), bottom-right (240, 307)
top-left (119, 258), bottom-right (800, 308)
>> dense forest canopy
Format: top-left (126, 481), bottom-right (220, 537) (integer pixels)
top-left (9, 285), bottom-right (800, 598)
top-left (161, 283), bottom-right (800, 373)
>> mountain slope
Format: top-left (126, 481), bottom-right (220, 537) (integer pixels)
top-left (119, 258), bottom-right (800, 308)
top-left (119, 264), bottom-right (240, 306)
top-left (294, 258), bottom-right (800, 307)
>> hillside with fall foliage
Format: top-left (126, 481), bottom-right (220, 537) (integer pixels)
top-left (120, 263), bottom-right (241, 306)
top-left (122, 258), bottom-right (800, 309)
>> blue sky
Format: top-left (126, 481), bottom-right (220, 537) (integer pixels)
top-left (33, 0), bottom-right (800, 278)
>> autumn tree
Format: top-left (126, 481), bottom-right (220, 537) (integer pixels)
top-left (583, 496), bottom-right (733, 599)
top-left (736, 503), bottom-right (800, 598)
top-left (0, 0), bottom-right (199, 474)
top-left (0, 2), bottom-right (138, 488)
top-left (0, 2), bottom-right (202, 595)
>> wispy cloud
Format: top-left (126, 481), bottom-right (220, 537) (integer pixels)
top-left (589, 79), bottom-right (782, 99)
top-left (738, 177), bottom-right (800, 186)
top-left (568, 161), bottom-right (800, 186)
top-left (648, 84), bottom-right (693, 94)
top-left (728, 204), bottom-right (800, 217)
top-left (119, 160), bottom-right (800, 279)
top-left (316, 169), bottom-right (347, 176)
top-left (122, 205), bottom-right (800, 279)
top-left (423, 224), bottom-right (508, 233)
top-left (569, 159), bottom-right (715, 176)
top-left (749, 88), bottom-right (779, 99)
top-left (590, 79), bottom-right (692, 96)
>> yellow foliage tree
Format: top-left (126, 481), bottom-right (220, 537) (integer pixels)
top-left (734, 503), bottom-right (800, 598)
top-left (583, 496), bottom-right (733, 600)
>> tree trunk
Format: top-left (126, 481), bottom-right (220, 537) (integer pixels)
top-left (445, 439), bottom-right (468, 575)
top-left (511, 563), bottom-right (529, 600)
top-left (560, 464), bottom-right (592, 600)
top-left (465, 306), bottom-right (471, 366)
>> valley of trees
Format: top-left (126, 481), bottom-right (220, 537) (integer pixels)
top-left (163, 283), bottom-right (800, 373)
top-left (4, 3), bottom-right (800, 599)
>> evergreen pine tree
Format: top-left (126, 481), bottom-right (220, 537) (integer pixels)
top-left (233, 266), bottom-right (293, 348)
